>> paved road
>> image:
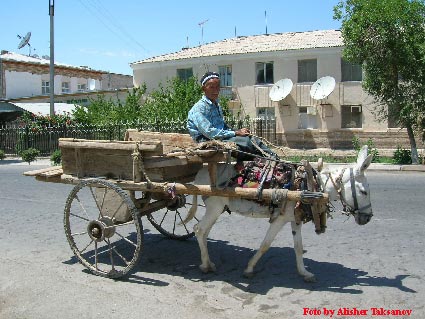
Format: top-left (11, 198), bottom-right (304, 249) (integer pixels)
top-left (0, 164), bottom-right (424, 319)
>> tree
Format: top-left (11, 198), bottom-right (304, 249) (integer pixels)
top-left (140, 76), bottom-right (203, 121)
top-left (72, 86), bottom-right (146, 124)
top-left (72, 76), bottom-right (230, 127)
top-left (334, 0), bottom-right (425, 164)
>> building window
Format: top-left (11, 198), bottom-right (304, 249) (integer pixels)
top-left (298, 59), bottom-right (317, 83)
top-left (257, 107), bottom-right (275, 119)
top-left (42, 80), bottom-right (50, 95)
top-left (341, 105), bottom-right (362, 128)
top-left (219, 65), bottom-right (232, 87)
top-left (177, 68), bottom-right (193, 81)
top-left (341, 59), bottom-right (362, 82)
top-left (62, 82), bottom-right (70, 93)
top-left (255, 62), bottom-right (274, 84)
top-left (298, 106), bottom-right (318, 129)
top-left (77, 83), bottom-right (86, 92)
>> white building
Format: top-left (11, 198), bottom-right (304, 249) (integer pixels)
top-left (0, 50), bottom-right (133, 103)
top-left (131, 29), bottom-right (413, 149)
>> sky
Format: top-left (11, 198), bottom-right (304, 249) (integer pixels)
top-left (1, 0), bottom-right (342, 76)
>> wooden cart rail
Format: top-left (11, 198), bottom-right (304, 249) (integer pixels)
top-left (24, 167), bottom-right (328, 203)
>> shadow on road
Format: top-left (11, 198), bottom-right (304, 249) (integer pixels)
top-left (63, 231), bottom-right (416, 295)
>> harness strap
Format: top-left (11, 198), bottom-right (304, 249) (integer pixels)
top-left (349, 168), bottom-right (358, 211)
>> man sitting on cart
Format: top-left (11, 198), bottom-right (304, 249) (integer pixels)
top-left (187, 71), bottom-right (278, 161)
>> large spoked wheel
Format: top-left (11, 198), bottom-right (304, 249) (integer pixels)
top-left (64, 179), bottom-right (143, 278)
top-left (147, 194), bottom-right (204, 240)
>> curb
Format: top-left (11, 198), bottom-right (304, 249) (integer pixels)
top-left (2, 157), bottom-right (425, 172)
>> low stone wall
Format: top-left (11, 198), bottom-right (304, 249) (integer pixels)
top-left (276, 130), bottom-right (420, 150)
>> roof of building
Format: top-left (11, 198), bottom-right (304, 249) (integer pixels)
top-left (131, 29), bottom-right (343, 65)
top-left (0, 102), bottom-right (79, 122)
top-left (0, 51), bottom-right (104, 73)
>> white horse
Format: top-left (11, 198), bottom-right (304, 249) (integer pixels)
top-left (184, 145), bottom-right (374, 282)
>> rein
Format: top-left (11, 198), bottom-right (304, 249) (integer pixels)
top-left (323, 167), bottom-right (373, 218)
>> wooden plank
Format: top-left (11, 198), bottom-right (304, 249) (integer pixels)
top-left (59, 138), bottom-right (163, 153)
top-left (143, 156), bottom-right (189, 168)
top-left (35, 175), bottom-right (63, 183)
top-left (23, 166), bottom-right (62, 176)
top-left (41, 168), bottom-right (63, 177)
top-left (125, 130), bottom-right (195, 153)
top-left (59, 174), bottom-right (329, 203)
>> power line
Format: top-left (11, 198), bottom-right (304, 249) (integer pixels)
top-left (88, 0), bottom-right (150, 54)
top-left (76, 0), bottom-right (150, 56)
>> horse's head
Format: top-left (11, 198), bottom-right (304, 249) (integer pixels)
top-left (318, 145), bottom-right (373, 225)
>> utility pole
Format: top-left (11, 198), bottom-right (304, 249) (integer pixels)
top-left (49, 0), bottom-right (55, 116)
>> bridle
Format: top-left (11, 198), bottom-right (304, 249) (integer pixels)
top-left (321, 167), bottom-right (373, 219)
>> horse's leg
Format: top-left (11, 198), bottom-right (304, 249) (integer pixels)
top-left (291, 221), bottom-right (316, 282)
top-left (244, 215), bottom-right (287, 277)
top-left (193, 198), bottom-right (223, 273)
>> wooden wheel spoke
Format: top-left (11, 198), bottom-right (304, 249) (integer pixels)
top-left (89, 186), bottom-right (105, 218)
top-left (175, 210), bottom-right (191, 235)
top-left (105, 239), bottom-right (130, 266)
top-left (75, 194), bottom-right (91, 220)
top-left (158, 210), bottom-right (169, 228)
top-left (71, 230), bottom-right (88, 236)
top-left (110, 201), bottom-right (126, 220)
top-left (114, 230), bottom-right (138, 248)
top-left (79, 239), bottom-right (94, 254)
top-left (94, 241), bottom-right (98, 270)
top-left (69, 212), bottom-right (90, 222)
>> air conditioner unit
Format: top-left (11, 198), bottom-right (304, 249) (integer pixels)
top-left (351, 105), bottom-right (362, 113)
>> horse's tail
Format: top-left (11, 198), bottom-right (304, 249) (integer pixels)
top-left (180, 195), bottom-right (198, 225)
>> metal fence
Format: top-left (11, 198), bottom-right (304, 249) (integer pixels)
top-left (0, 117), bottom-right (276, 156)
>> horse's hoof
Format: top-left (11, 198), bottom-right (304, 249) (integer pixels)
top-left (243, 270), bottom-right (254, 278)
top-left (199, 265), bottom-right (210, 273)
top-left (199, 263), bottom-right (216, 273)
top-left (304, 275), bottom-right (317, 283)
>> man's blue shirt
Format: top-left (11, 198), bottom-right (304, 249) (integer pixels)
top-left (187, 95), bottom-right (235, 141)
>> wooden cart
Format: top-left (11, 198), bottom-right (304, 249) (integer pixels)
top-left (24, 130), bottom-right (328, 279)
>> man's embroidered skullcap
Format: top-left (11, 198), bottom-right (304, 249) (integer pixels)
top-left (201, 72), bottom-right (220, 86)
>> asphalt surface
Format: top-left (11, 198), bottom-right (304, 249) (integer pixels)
top-left (0, 159), bottom-right (424, 319)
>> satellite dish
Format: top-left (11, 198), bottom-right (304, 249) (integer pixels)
top-left (310, 76), bottom-right (336, 100)
top-left (17, 32), bottom-right (32, 49)
top-left (269, 78), bottom-right (293, 102)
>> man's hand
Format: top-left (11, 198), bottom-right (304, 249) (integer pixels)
top-left (235, 128), bottom-right (251, 136)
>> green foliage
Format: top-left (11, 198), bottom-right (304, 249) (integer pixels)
top-left (366, 138), bottom-right (380, 163)
top-left (334, 0), bottom-right (425, 160)
top-left (392, 146), bottom-right (412, 164)
top-left (0, 149), bottom-right (5, 160)
top-left (73, 78), bottom-right (216, 126)
top-left (18, 111), bottom-right (74, 130)
top-left (352, 135), bottom-right (380, 162)
top-left (19, 148), bottom-right (40, 165)
top-left (352, 135), bottom-right (361, 152)
top-left (50, 149), bottom-right (62, 165)
top-left (73, 86), bottom-right (147, 124)
top-left (141, 77), bottom-right (203, 121)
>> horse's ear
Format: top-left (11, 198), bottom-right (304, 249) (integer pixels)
top-left (317, 158), bottom-right (323, 172)
top-left (356, 153), bottom-right (373, 173)
top-left (356, 145), bottom-right (369, 166)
